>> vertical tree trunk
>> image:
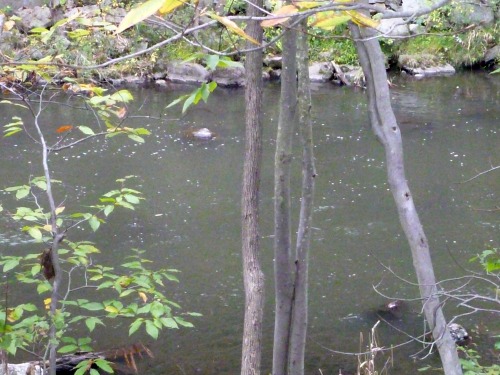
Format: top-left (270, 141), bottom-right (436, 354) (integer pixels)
top-left (288, 20), bottom-right (316, 375)
top-left (241, 0), bottom-right (265, 373)
top-left (350, 23), bottom-right (463, 375)
top-left (272, 16), bottom-right (298, 375)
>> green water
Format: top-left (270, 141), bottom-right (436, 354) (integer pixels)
top-left (0, 73), bottom-right (498, 374)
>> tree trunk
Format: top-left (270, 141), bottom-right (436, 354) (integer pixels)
top-left (288, 20), bottom-right (316, 375)
top-left (240, 0), bottom-right (265, 373)
top-left (272, 15), bottom-right (298, 375)
top-left (350, 22), bottom-right (463, 375)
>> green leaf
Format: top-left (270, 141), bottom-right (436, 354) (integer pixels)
top-left (3, 259), bottom-right (20, 272)
top-left (174, 317), bottom-right (194, 328)
top-left (16, 187), bottom-right (30, 200)
top-left (182, 91), bottom-right (197, 114)
top-left (127, 134), bottom-right (145, 143)
top-left (81, 302), bottom-right (104, 311)
top-left (104, 205), bottom-right (114, 217)
top-left (90, 369), bottom-right (100, 375)
top-left (129, 319), bottom-right (143, 335)
top-left (160, 317), bottom-right (178, 329)
top-left (28, 227), bottom-right (43, 241)
top-left (116, 0), bottom-right (166, 34)
top-left (145, 320), bottom-right (159, 339)
top-left (58, 344), bottom-right (79, 353)
top-left (123, 194), bottom-right (141, 204)
top-left (94, 359), bottom-right (114, 374)
top-left (205, 55), bottom-right (220, 71)
top-left (85, 317), bottom-right (103, 332)
top-left (78, 126), bottom-right (95, 135)
top-left (110, 90), bottom-right (134, 103)
top-left (89, 216), bottom-right (100, 232)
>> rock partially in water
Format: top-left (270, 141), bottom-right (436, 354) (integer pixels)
top-left (448, 323), bottom-right (472, 346)
top-left (183, 127), bottom-right (216, 141)
top-left (398, 54), bottom-right (456, 77)
top-left (377, 300), bottom-right (407, 319)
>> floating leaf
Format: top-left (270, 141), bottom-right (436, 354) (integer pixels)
top-left (56, 125), bottom-right (73, 133)
top-left (116, 0), bottom-right (165, 34)
top-left (210, 13), bottom-right (260, 45)
top-left (261, 5), bottom-right (298, 28)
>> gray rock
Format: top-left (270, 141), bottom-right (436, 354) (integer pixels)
top-left (377, 18), bottom-right (411, 37)
top-left (450, 0), bottom-right (495, 25)
top-left (343, 66), bottom-right (365, 86)
top-left (211, 65), bottom-right (246, 87)
top-left (403, 64), bottom-right (456, 77)
top-left (0, 363), bottom-right (42, 375)
top-left (16, 6), bottom-right (52, 30)
top-left (155, 79), bottom-right (168, 87)
top-left (309, 62), bottom-right (333, 83)
top-left (166, 62), bottom-right (210, 84)
top-left (264, 56), bottom-right (282, 69)
top-left (484, 45), bottom-right (500, 63)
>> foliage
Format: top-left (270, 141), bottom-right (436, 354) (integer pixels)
top-left (470, 247), bottom-right (500, 274)
top-left (457, 347), bottom-right (500, 375)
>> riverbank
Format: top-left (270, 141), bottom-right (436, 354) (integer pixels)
top-left (0, 2), bottom-right (498, 88)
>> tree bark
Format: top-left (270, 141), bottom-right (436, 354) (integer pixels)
top-left (272, 15), bottom-right (298, 375)
top-left (288, 20), bottom-right (316, 375)
top-left (240, 0), bottom-right (265, 373)
top-left (350, 22), bottom-right (463, 375)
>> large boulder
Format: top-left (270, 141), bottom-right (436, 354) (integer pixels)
top-left (165, 62), bottom-right (210, 84)
top-left (16, 6), bottom-right (52, 31)
top-left (211, 65), bottom-right (246, 87)
top-left (309, 62), bottom-right (333, 83)
top-left (450, 0), bottom-right (495, 25)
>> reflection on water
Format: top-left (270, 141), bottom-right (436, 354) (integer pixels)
top-left (0, 73), bottom-right (498, 374)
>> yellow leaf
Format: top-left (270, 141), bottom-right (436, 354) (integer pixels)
top-left (55, 206), bottom-right (65, 215)
top-left (261, 5), bottom-right (298, 28)
top-left (311, 11), bottom-right (351, 30)
top-left (292, 1), bottom-right (328, 10)
top-left (345, 10), bottom-right (379, 29)
top-left (210, 13), bottom-right (260, 45)
top-left (159, 0), bottom-right (185, 14)
top-left (44, 298), bottom-right (52, 310)
top-left (3, 20), bottom-right (15, 31)
top-left (105, 305), bottom-right (119, 313)
top-left (42, 224), bottom-right (52, 232)
top-left (138, 291), bottom-right (148, 303)
top-left (116, 0), bottom-right (166, 34)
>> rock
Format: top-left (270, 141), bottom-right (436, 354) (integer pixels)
top-left (309, 62), bottom-right (333, 83)
top-left (268, 68), bottom-right (281, 80)
top-left (403, 64), bottom-right (456, 77)
top-left (166, 62), bottom-right (210, 85)
top-left (343, 66), bottom-right (365, 86)
top-left (16, 6), bottom-right (52, 31)
top-left (377, 300), bottom-right (406, 319)
top-left (211, 65), bottom-right (246, 87)
top-left (448, 323), bottom-right (472, 346)
top-left (155, 79), bottom-right (168, 87)
top-left (183, 127), bottom-right (216, 141)
top-left (377, 18), bottom-right (411, 37)
top-left (450, 0), bottom-right (495, 26)
top-left (264, 56), bottom-right (282, 69)
top-left (484, 45), bottom-right (500, 64)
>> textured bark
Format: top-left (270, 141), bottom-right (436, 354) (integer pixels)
top-left (288, 20), bottom-right (316, 375)
top-left (240, 0), bottom-right (265, 373)
top-left (272, 17), bottom-right (298, 375)
top-left (350, 23), bottom-right (463, 375)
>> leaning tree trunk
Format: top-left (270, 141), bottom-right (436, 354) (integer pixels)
top-left (288, 20), bottom-right (316, 375)
top-left (350, 23), bottom-right (463, 375)
top-left (240, 0), bottom-right (265, 374)
top-left (272, 14), bottom-right (298, 375)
